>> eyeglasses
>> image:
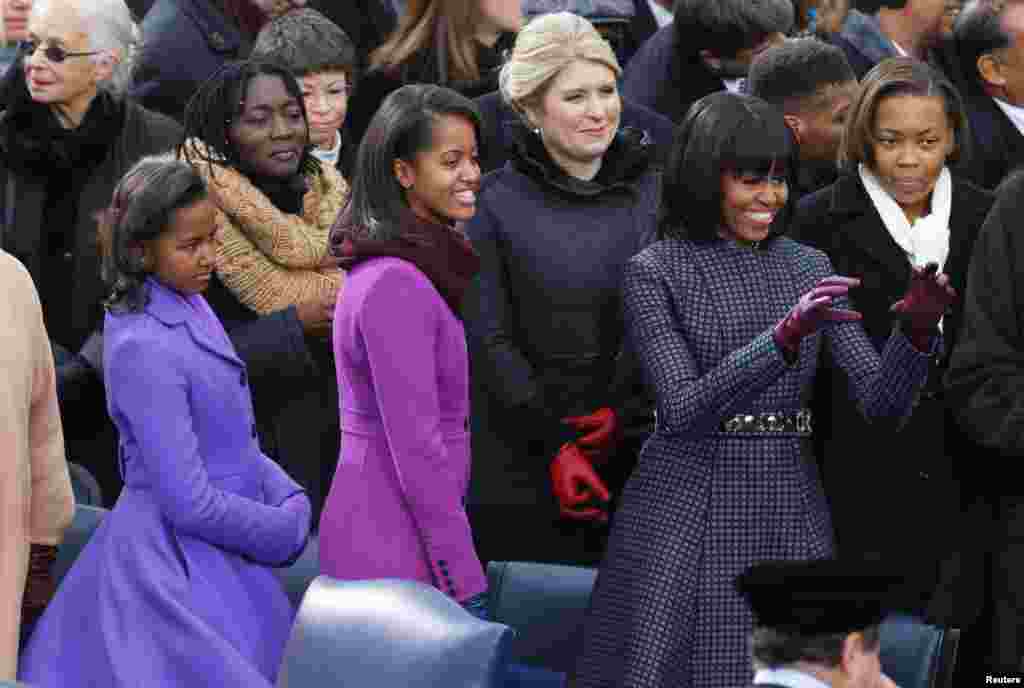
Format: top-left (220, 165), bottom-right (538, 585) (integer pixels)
top-left (17, 40), bottom-right (99, 63)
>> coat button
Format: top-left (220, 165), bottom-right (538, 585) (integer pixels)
top-left (210, 32), bottom-right (225, 49)
top-left (919, 471), bottom-right (930, 480)
top-left (63, 251), bottom-right (73, 262)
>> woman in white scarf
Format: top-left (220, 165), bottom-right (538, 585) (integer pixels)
top-left (789, 56), bottom-right (994, 634)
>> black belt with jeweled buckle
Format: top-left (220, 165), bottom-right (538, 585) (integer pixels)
top-left (720, 410), bottom-right (814, 435)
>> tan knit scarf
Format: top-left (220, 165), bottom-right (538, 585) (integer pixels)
top-left (182, 139), bottom-right (348, 315)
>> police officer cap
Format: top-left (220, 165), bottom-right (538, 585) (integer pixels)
top-left (736, 559), bottom-right (901, 635)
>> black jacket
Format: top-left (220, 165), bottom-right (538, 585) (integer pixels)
top-left (133, 0), bottom-right (248, 122)
top-left (957, 90), bottom-right (1024, 192)
top-left (946, 171), bottom-right (1024, 488)
top-left (344, 33), bottom-right (516, 166)
top-left (621, 24), bottom-right (724, 124)
top-left (474, 90), bottom-right (676, 174)
top-left (791, 172), bottom-right (993, 625)
top-left (464, 125), bottom-right (659, 507)
top-left (0, 94), bottom-right (182, 505)
top-left (308, 0), bottom-right (397, 72)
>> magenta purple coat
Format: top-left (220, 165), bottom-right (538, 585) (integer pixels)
top-left (319, 257), bottom-right (487, 602)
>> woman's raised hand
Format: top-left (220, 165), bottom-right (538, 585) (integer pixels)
top-left (773, 276), bottom-right (863, 353)
top-left (889, 262), bottom-right (957, 350)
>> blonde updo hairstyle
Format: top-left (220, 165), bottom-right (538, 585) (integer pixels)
top-left (499, 12), bottom-right (621, 126)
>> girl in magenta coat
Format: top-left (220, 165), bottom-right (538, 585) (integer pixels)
top-left (319, 84), bottom-right (487, 612)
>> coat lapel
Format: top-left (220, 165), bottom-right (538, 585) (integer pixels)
top-left (827, 174), bottom-right (911, 280)
top-left (144, 280), bottom-right (245, 369)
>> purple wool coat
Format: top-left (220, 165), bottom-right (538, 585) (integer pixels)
top-left (320, 257), bottom-right (487, 602)
top-left (19, 279), bottom-right (311, 687)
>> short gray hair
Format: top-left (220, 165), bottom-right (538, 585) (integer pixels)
top-left (32, 0), bottom-right (140, 95)
top-left (674, 0), bottom-right (794, 58)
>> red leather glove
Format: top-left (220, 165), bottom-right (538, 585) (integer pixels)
top-left (773, 276), bottom-right (862, 353)
top-left (889, 262), bottom-right (957, 351)
top-left (550, 443), bottom-right (611, 523)
top-left (562, 407), bottom-right (620, 464)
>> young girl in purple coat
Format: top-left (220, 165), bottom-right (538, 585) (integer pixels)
top-left (19, 155), bottom-right (311, 687)
top-left (320, 84), bottom-right (488, 617)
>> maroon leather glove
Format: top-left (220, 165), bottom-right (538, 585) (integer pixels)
top-left (562, 407), bottom-right (620, 464)
top-left (773, 276), bottom-right (863, 353)
top-left (550, 443), bottom-right (611, 523)
top-left (889, 262), bottom-right (957, 352)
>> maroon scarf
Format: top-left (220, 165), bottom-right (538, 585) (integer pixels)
top-left (330, 210), bottom-right (481, 317)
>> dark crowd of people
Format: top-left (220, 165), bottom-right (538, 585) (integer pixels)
top-left (3, 0), bottom-right (1024, 686)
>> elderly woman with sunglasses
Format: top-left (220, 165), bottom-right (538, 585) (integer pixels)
top-left (0, 0), bottom-right (181, 506)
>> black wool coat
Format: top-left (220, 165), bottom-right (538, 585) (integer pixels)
top-left (463, 125), bottom-right (659, 509)
top-left (946, 171), bottom-right (1024, 486)
top-left (621, 24), bottom-right (725, 124)
top-left (0, 98), bottom-right (182, 506)
top-left (344, 33), bottom-right (515, 160)
top-left (790, 172), bottom-right (993, 625)
top-left (957, 89), bottom-right (1024, 192)
top-left (133, 0), bottom-right (248, 122)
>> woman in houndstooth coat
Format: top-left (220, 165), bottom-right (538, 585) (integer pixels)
top-left (572, 93), bottom-right (954, 688)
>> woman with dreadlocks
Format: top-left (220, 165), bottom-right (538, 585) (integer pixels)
top-left (178, 58), bottom-right (348, 521)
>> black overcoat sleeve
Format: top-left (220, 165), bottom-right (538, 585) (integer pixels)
top-left (946, 174), bottom-right (1024, 454)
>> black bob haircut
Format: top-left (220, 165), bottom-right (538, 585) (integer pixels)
top-left (179, 59), bottom-right (319, 180)
top-left (659, 92), bottom-right (795, 241)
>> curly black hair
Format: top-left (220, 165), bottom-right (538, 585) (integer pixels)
top-left (177, 59), bottom-right (320, 181)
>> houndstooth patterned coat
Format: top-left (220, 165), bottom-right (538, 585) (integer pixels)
top-left (572, 236), bottom-right (932, 688)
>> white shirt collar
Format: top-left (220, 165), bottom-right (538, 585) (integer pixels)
top-left (723, 77), bottom-right (746, 94)
top-left (310, 130), bottom-right (343, 166)
top-left (754, 668), bottom-right (833, 688)
top-left (648, 0), bottom-right (674, 27)
top-left (993, 97), bottom-right (1024, 138)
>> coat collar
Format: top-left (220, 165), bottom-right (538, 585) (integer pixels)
top-left (143, 278), bottom-right (244, 369)
top-left (823, 171), bottom-right (990, 283)
top-left (825, 172), bottom-right (918, 279)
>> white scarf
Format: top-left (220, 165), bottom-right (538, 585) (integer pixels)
top-left (859, 163), bottom-right (952, 329)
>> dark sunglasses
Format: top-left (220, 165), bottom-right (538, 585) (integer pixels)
top-left (17, 40), bottom-right (99, 64)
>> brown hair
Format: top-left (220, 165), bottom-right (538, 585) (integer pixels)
top-left (370, 0), bottom-right (490, 85)
top-left (838, 56), bottom-right (970, 171)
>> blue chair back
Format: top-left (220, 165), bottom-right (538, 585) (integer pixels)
top-left (277, 577), bottom-right (515, 688)
top-left (53, 505), bottom-right (107, 585)
top-left (486, 561), bottom-right (597, 674)
top-left (879, 614), bottom-right (958, 688)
